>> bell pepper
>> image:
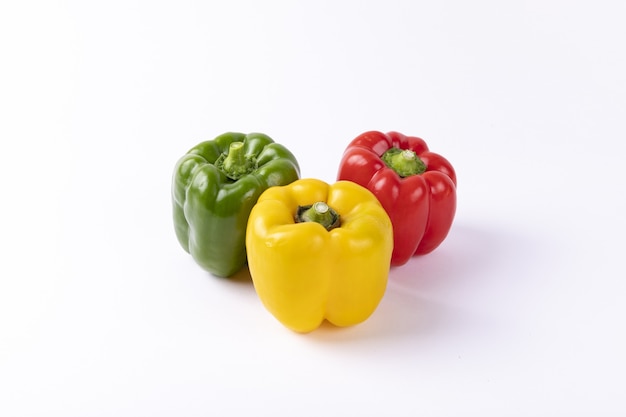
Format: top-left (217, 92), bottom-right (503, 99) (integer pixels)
top-left (245, 178), bottom-right (393, 333)
top-left (172, 132), bottom-right (300, 277)
top-left (337, 131), bottom-right (457, 266)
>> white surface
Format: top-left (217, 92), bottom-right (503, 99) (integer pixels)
top-left (2, 0), bottom-right (625, 415)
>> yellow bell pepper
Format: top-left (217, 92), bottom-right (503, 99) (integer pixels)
top-left (245, 178), bottom-right (393, 333)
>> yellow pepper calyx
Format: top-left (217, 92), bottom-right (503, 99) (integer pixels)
top-left (295, 201), bottom-right (341, 231)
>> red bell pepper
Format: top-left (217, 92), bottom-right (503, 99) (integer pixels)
top-left (337, 131), bottom-right (457, 266)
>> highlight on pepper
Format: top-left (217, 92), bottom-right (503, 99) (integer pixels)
top-left (171, 132), bottom-right (300, 277)
top-left (245, 178), bottom-right (393, 333)
top-left (337, 130), bottom-right (457, 266)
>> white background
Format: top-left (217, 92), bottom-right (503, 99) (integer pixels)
top-left (1, 0), bottom-right (625, 415)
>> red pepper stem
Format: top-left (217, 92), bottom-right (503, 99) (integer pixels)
top-left (295, 202), bottom-right (341, 231)
top-left (217, 141), bottom-right (257, 180)
top-left (381, 147), bottom-right (426, 177)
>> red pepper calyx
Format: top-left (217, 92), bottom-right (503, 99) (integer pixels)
top-left (295, 202), bottom-right (341, 231)
top-left (381, 147), bottom-right (426, 177)
top-left (215, 141), bottom-right (258, 180)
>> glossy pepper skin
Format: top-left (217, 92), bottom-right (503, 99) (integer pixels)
top-left (246, 178), bottom-right (393, 333)
top-left (337, 131), bottom-right (457, 266)
top-left (172, 132), bottom-right (300, 277)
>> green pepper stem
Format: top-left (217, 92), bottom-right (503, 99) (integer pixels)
top-left (216, 141), bottom-right (257, 180)
top-left (295, 202), bottom-right (341, 231)
top-left (381, 147), bottom-right (426, 177)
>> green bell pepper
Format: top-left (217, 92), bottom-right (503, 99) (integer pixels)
top-left (172, 132), bottom-right (300, 277)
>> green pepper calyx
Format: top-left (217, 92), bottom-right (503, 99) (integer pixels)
top-left (296, 202), bottom-right (341, 231)
top-left (215, 141), bottom-right (258, 180)
top-left (381, 147), bottom-right (426, 177)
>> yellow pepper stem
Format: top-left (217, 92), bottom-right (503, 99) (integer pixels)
top-left (296, 201), bottom-right (341, 231)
